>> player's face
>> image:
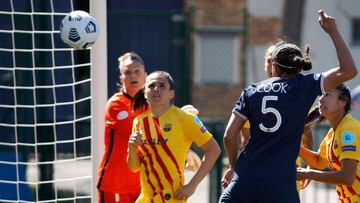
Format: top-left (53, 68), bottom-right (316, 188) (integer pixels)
top-left (144, 73), bottom-right (174, 108)
top-left (318, 89), bottom-right (345, 118)
top-left (264, 46), bottom-right (275, 78)
top-left (120, 61), bottom-right (147, 97)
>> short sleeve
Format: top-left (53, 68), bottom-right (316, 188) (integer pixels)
top-left (104, 98), bottom-right (117, 127)
top-left (318, 130), bottom-right (333, 160)
top-left (182, 113), bottom-right (212, 147)
top-left (317, 136), bottom-right (328, 160)
top-left (301, 73), bottom-right (325, 98)
top-left (338, 130), bottom-right (360, 162)
top-left (232, 90), bottom-right (249, 120)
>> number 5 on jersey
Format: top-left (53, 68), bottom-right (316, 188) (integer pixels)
top-left (259, 96), bottom-right (282, 133)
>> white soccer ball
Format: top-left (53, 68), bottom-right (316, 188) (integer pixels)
top-left (60, 10), bottom-right (99, 49)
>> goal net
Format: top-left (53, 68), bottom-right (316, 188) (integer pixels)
top-left (0, 0), bottom-right (106, 202)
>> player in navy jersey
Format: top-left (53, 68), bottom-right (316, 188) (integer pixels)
top-left (219, 10), bottom-right (357, 203)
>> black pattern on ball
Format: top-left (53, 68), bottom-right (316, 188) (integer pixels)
top-left (68, 28), bottom-right (80, 42)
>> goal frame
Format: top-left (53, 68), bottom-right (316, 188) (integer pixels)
top-left (90, 0), bottom-right (108, 202)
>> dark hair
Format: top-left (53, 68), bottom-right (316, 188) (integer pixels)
top-left (303, 84), bottom-right (352, 131)
top-left (303, 106), bottom-right (325, 134)
top-left (132, 88), bottom-right (148, 112)
top-left (336, 84), bottom-right (351, 113)
top-left (132, 71), bottom-right (175, 112)
top-left (272, 43), bottom-right (312, 74)
top-left (155, 71), bottom-right (175, 91)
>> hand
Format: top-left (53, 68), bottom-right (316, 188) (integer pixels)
top-left (181, 104), bottom-right (199, 115)
top-left (185, 150), bottom-right (202, 172)
top-left (221, 167), bottom-right (234, 189)
top-left (173, 184), bottom-right (196, 201)
top-left (318, 10), bottom-right (337, 34)
top-left (296, 167), bottom-right (311, 180)
top-left (300, 178), bottom-right (311, 189)
top-left (297, 167), bottom-right (312, 189)
top-left (128, 132), bottom-right (142, 152)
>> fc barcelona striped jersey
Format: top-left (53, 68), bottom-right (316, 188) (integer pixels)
top-left (318, 114), bottom-right (360, 203)
top-left (133, 105), bottom-right (212, 203)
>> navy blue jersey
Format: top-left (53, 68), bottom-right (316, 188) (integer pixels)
top-left (233, 73), bottom-right (324, 181)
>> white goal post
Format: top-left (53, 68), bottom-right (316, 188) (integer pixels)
top-left (90, 0), bottom-right (107, 202)
top-left (0, 0), bottom-right (107, 202)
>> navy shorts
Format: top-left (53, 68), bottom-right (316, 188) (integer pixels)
top-left (218, 177), bottom-right (300, 203)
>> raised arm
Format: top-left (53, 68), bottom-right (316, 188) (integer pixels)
top-left (319, 10), bottom-right (357, 91)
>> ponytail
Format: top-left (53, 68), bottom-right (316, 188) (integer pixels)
top-left (272, 43), bottom-right (313, 74)
top-left (303, 107), bottom-right (325, 134)
top-left (132, 88), bottom-right (148, 112)
top-left (299, 45), bottom-right (312, 71)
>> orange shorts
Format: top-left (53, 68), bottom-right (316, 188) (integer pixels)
top-left (98, 190), bottom-right (140, 203)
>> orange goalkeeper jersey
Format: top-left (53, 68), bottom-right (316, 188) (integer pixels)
top-left (133, 106), bottom-right (212, 203)
top-left (97, 91), bottom-right (143, 193)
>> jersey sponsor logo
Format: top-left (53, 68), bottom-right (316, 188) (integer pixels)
top-left (341, 145), bottom-right (356, 152)
top-left (251, 82), bottom-right (288, 94)
top-left (117, 111), bottom-right (129, 120)
top-left (163, 123), bottom-right (172, 132)
top-left (341, 131), bottom-right (355, 145)
top-left (142, 137), bottom-right (168, 145)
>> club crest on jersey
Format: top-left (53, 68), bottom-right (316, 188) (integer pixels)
top-left (313, 73), bottom-right (321, 81)
top-left (117, 111), bottom-right (129, 120)
top-left (163, 123), bottom-right (172, 132)
top-left (341, 131), bottom-right (355, 145)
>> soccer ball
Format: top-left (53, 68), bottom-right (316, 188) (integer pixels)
top-left (60, 10), bottom-right (99, 49)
